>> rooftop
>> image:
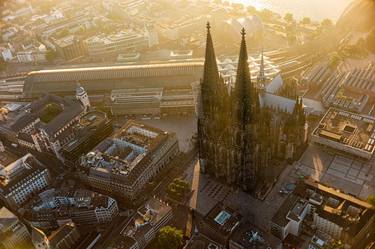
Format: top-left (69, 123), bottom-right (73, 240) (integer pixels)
top-left (123, 198), bottom-right (172, 241)
top-left (204, 203), bottom-right (242, 236)
top-left (0, 150), bottom-right (19, 167)
top-left (80, 120), bottom-right (172, 186)
top-left (25, 188), bottom-right (115, 222)
top-left (0, 207), bottom-right (18, 232)
top-left (0, 153), bottom-right (46, 192)
top-left (229, 222), bottom-right (272, 249)
top-left (62, 110), bottom-right (110, 153)
top-left (8, 95), bottom-right (84, 137)
top-left (312, 108), bottom-right (375, 158)
top-left (273, 178), bottom-right (375, 238)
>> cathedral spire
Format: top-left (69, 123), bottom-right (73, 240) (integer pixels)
top-left (233, 27), bottom-right (257, 126)
top-left (202, 22), bottom-right (220, 86)
top-left (257, 47), bottom-right (266, 87)
top-left (200, 22), bottom-right (222, 118)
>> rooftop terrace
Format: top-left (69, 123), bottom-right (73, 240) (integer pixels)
top-left (312, 108), bottom-right (375, 159)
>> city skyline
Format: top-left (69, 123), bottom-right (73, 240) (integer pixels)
top-left (0, 0), bottom-right (374, 249)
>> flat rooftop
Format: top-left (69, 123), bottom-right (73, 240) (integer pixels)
top-left (80, 120), bottom-right (171, 184)
top-left (0, 150), bottom-right (19, 167)
top-left (312, 108), bottom-right (375, 159)
top-left (205, 203), bottom-right (242, 236)
top-left (0, 207), bottom-right (18, 232)
top-left (0, 153), bottom-right (45, 191)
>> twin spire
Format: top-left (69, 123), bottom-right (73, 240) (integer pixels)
top-left (203, 22), bottom-right (253, 96)
top-left (202, 22), bottom-right (256, 125)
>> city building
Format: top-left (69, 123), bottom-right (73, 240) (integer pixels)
top-left (270, 179), bottom-right (375, 249)
top-left (199, 202), bottom-right (242, 247)
top-left (23, 61), bottom-right (204, 98)
top-left (198, 24), bottom-right (308, 192)
top-left (85, 31), bottom-right (149, 59)
top-left (311, 107), bottom-right (375, 159)
top-left (78, 120), bottom-right (179, 200)
top-left (117, 198), bottom-right (173, 249)
top-left (110, 88), bottom-right (163, 117)
top-left (229, 222), bottom-right (272, 249)
top-left (0, 153), bottom-right (51, 207)
top-left (217, 53), bottom-right (280, 91)
top-left (320, 64), bottom-right (375, 113)
top-left (0, 46), bottom-right (13, 61)
top-left (308, 235), bottom-right (327, 249)
top-left (61, 110), bottom-right (113, 163)
top-left (185, 236), bottom-right (222, 249)
top-left (110, 86), bottom-right (195, 116)
top-left (16, 44), bottom-right (47, 64)
top-left (0, 85), bottom-right (89, 160)
top-left (160, 87), bottom-right (196, 116)
top-left (52, 35), bottom-right (87, 61)
top-left (32, 222), bottom-right (81, 249)
top-left (0, 207), bottom-right (32, 249)
top-left (24, 188), bottom-right (118, 230)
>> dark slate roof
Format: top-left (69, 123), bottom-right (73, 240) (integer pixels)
top-left (18, 132), bottom-right (34, 143)
top-left (271, 194), bottom-right (299, 227)
top-left (49, 222), bottom-right (78, 247)
top-left (39, 101), bottom-right (83, 137)
top-left (11, 95), bottom-right (84, 137)
top-left (10, 113), bottom-right (38, 132)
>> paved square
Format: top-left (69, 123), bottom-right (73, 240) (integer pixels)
top-left (296, 144), bottom-right (375, 199)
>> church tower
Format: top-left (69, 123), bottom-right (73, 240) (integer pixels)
top-left (198, 24), bottom-right (307, 194)
top-left (231, 28), bottom-right (259, 190)
top-left (257, 49), bottom-right (267, 89)
top-left (76, 83), bottom-right (90, 111)
top-left (198, 23), bottom-right (230, 176)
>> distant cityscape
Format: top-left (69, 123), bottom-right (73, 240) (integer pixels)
top-left (0, 0), bottom-right (374, 249)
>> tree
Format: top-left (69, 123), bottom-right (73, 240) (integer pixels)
top-left (368, 195), bottom-right (375, 206)
top-left (166, 178), bottom-right (190, 201)
top-left (301, 17), bottom-right (311, 25)
top-left (46, 49), bottom-right (57, 63)
top-left (321, 18), bottom-right (333, 28)
top-left (41, 103), bottom-right (63, 123)
top-left (258, 9), bottom-right (273, 21)
top-left (284, 13), bottom-right (294, 23)
top-left (0, 57), bottom-right (7, 71)
top-left (329, 52), bottom-right (342, 69)
top-left (324, 240), bottom-right (344, 249)
top-left (156, 226), bottom-right (183, 249)
top-left (246, 6), bottom-right (256, 14)
top-left (366, 29), bottom-right (375, 53)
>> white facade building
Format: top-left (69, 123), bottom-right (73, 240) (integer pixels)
top-left (0, 153), bottom-right (50, 207)
top-left (0, 207), bottom-right (31, 249)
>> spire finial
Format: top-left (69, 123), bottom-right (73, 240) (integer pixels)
top-left (207, 22), bottom-right (211, 31)
top-left (241, 27), bottom-right (246, 37)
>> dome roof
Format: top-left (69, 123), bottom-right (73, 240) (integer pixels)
top-left (337, 0), bottom-right (375, 32)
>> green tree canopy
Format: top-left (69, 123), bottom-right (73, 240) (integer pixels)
top-left (368, 195), bottom-right (375, 206)
top-left (46, 49), bottom-right (57, 63)
top-left (324, 240), bottom-right (344, 249)
top-left (284, 13), bottom-right (294, 23)
top-left (366, 29), bottom-right (375, 53)
top-left (41, 103), bottom-right (63, 123)
top-left (166, 178), bottom-right (190, 201)
top-left (0, 57), bottom-right (7, 71)
top-left (321, 18), bottom-right (333, 28)
top-left (301, 17), bottom-right (311, 25)
top-left (156, 226), bottom-right (183, 249)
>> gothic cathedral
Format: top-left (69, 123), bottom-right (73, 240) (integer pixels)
top-left (197, 23), bottom-right (308, 193)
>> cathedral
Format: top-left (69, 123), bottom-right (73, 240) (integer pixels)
top-left (197, 23), bottom-right (308, 193)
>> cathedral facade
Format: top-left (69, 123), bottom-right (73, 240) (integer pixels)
top-left (197, 23), bottom-right (308, 192)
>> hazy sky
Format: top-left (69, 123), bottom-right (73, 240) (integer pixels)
top-left (229, 0), bottom-right (353, 21)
